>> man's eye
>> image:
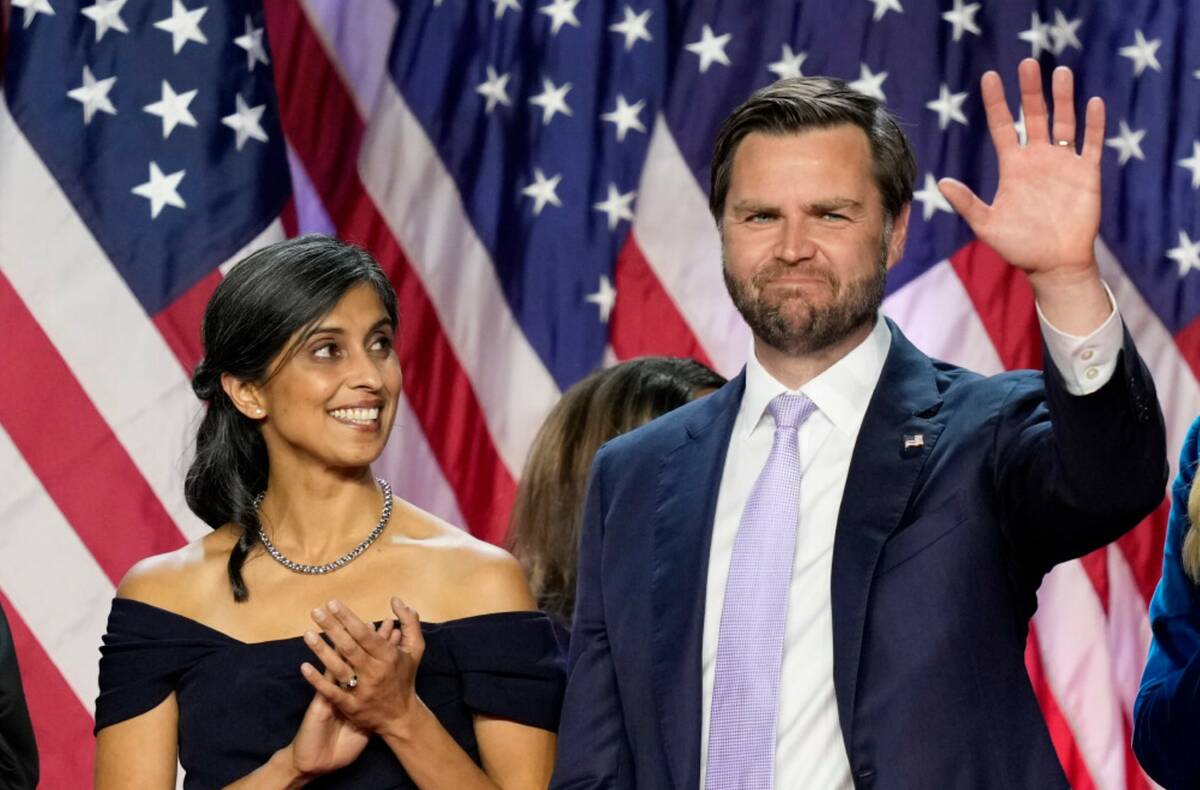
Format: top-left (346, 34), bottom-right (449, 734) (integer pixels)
top-left (749, 213), bottom-right (775, 224)
top-left (824, 212), bottom-right (848, 221)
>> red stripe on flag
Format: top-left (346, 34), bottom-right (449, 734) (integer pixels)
top-left (947, 240), bottom-right (1043, 370)
top-left (1077, 548), bottom-right (1110, 614)
top-left (611, 232), bottom-right (717, 369)
top-left (0, 591), bottom-right (94, 789)
top-left (263, 0), bottom-right (516, 544)
top-left (281, 195), bottom-right (299, 238)
top-left (1174, 314), bottom-right (1200, 383)
top-left (1118, 497), bottom-right (1170, 605)
top-left (152, 268), bottom-right (221, 375)
top-left (1025, 626), bottom-right (1098, 790)
top-left (0, 273), bottom-right (187, 584)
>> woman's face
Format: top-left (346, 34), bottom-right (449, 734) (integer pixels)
top-left (255, 282), bottom-right (402, 472)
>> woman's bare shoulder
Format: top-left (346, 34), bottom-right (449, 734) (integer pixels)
top-left (388, 499), bottom-right (535, 619)
top-left (115, 528), bottom-right (238, 613)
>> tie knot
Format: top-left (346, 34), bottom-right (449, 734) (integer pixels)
top-left (768, 392), bottom-right (816, 431)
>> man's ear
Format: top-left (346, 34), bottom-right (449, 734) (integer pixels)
top-left (886, 203), bottom-right (911, 270)
top-left (221, 372), bottom-right (266, 419)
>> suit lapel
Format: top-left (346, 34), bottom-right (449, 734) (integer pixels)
top-left (651, 373), bottom-right (744, 790)
top-left (830, 320), bottom-right (945, 754)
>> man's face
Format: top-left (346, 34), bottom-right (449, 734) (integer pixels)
top-left (720, 125), bottom-right (909, 356)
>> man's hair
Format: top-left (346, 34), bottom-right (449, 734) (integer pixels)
top-left (709, 77), bottom-right (917, 225)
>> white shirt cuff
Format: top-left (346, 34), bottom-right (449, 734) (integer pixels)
top-left (1036, 281), bottom-right (1122, 396)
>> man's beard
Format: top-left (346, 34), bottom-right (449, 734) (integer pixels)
top-left (723, 225), bottom-right (891, 357)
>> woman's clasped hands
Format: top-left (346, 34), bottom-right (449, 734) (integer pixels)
top-left (281, 597), bottom-right (425, 779)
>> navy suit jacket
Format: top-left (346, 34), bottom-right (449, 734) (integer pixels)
top-left (1133, 415), bottom-right (1200, 789)
top-left (552, 320), bottom-right (1166, 790)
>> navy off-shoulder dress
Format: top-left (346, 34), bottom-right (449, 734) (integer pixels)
top-left (95, 599), bottom-right (566, 789)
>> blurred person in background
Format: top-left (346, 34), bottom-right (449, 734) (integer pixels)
top-left (0, 603), bottom-right (37, 790)
top-left (508, 357), bottom-right (727, 631)
top-left (1134, 415), bottom-right (1200, 789)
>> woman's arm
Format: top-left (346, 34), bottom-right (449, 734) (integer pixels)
top-left (94, 695), bottom-right (179, 789)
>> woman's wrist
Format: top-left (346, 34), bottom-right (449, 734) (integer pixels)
top-left (379, 697), bottom-right (434, 748)
top-left (267, 745), bottom-right (314, 789)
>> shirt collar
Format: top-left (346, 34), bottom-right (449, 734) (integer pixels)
top-left (739, 313), bottom-right (892, 440)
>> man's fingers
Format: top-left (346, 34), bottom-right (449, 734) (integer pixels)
top-left (1050, 66), bottom-right (1076, 148)
top-left (937, 178), bottom-right (989, 230)
top-left (979, 70), bottom-right (1018, 153)
top-left (1081, 96), bottom-right (1106, 164)
top-left (1017, 58), bottom-right (1049, 144)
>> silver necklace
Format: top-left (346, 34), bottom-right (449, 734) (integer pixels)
top-left (254, 478), bottom-right (393, 575)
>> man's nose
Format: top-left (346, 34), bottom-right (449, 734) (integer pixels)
top-left (775, 217), bottom-right (814, 263)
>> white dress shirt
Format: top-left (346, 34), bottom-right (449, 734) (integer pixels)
top-left (698, 295), bottom-right (1124, 789)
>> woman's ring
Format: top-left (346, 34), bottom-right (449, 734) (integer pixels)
top-left (341, 674), bottom-right (358, 690)
top-left (1055, 139), bottom-right (1072, 147)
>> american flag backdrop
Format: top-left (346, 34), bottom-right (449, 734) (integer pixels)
top-left (0, 0), bottom-right (1197, 786)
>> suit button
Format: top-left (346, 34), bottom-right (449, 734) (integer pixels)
top-left (854, 766), bottom-right (876, 786)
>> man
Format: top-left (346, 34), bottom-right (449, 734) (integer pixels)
top-left (551, 60), bottom-right (1166, 789)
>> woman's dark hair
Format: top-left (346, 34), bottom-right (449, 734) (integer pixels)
top-left (507, 357), bottom-right (727, 625)
top-left (185, 234), bottom-right (397, 601)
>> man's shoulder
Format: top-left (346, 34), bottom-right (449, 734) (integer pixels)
top-left (595, 384), bottom-right (736, 469)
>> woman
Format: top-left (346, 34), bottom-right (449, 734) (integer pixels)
top-left (508, 357), bottom-right (726, 629)
top-left (94, 235), bottom-right (563, 788)
top-left (1134, 416), bottom-right (1200, 788)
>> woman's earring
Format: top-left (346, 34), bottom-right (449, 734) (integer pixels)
top-left (255, 408), bottom-right (264, 416)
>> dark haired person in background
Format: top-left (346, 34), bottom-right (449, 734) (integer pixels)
top-left (0, 604), bottom-right (37, 790)
top-left (551, 60), bottom-right (1165, 789)
top-left (93, 235), bottom-right (563, 788)
top-left (509, 357), bottom-right (726, 630)
top-left (1134, 416), bottom-right (1200, 788)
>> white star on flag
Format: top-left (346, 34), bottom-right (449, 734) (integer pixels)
top-left (522, 169), bottom-right (563, 215)
top-left (1119, 30), bottom-right (1162, 77)
top-left (1178, 141), bottom-right (1200, 189)
top-left (1048, 10), bottom-right (1083, 55)
top-left (685, 25), bottom-right (732, 73)
top-left (1105, 120), bottom-right (1146, 165)
top-left (869, 0), bottom-right (903, 22)
top-left (154, 0), bottom-right (208, 55)
top-left (144, 80), bottom-right (199, 139)
top-left (13, 0), bottom-right (55, 29)
top-left (593, 184), bottom-right (636, 230)
top-left (850, 63), bottom-right (888, 101)
top-left (222, 94), bottom-right (269, 151)
top-left (609, 6), bottom-right (652, 52)
top-left (1017, 12), bottom-right (1052, 58)
top-left (1167, 230), bottom-right (1200, 277)
top-left (234, 15), bottom-right (270, 72)
top-left (67, 66), bottom-right (118, 125)
top-left (539, 0), bottom-right (581, 35)
top-left (492, 0), bottom-right (520, 20)
top-left (131, 162), bottom-right (187, 219)
top-left (913, 173), bottom-right (953, 221)
top-left (768, 45), bottom-right (807, 80)
top-left (586, 275), bottom-right (617, 323)
top-left (926, 84), bottom-right (969, 130)
top-left (601, 94), bottom-right (647, 141)
top-left (476, 66), bottom-right (512, 113)
top-left (81, 0), bottom-right (128, 42)
top-left (941, 0), bottom-right (981, 42)
top-left (529, 78), bottom-right (573, 125)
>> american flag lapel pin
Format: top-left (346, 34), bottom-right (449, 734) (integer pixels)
top-left (902, 433), bottom-right (925, 455)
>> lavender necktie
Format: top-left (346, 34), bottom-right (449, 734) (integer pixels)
top-left (706, 392), bottom-right (817, 790)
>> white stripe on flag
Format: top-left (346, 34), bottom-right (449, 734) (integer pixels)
top-left (0, 424), bottom-right (114, 714)
top-left (634, 117), bottom-right (751, 378)
top-left (0, 98), bottom-right (205, 540)
top-left (358, 79), bottom-right (563, 476)
top-left (300, 0), bottom-right (398, 120)
top-left (883, 259), bottom-right (1005, 376)
top-left (377, 398), bottom-right (468, 528)
top-left (217, 218), bottom-right (286, 276)
top-left (1035, 560), bottom-right (1129, 790)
